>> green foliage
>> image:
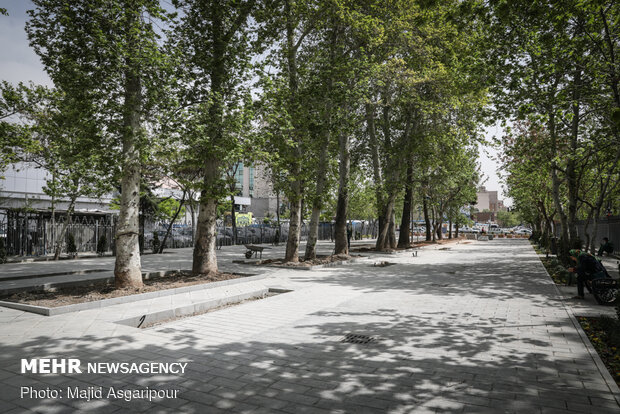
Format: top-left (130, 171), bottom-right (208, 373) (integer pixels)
top-left (348, 171), bottom-right (377, 221)
top-left (490, 1), bottom-right (620, 247)
top-left (0, 81), bottom-right (49, 177)
top-left (217, 200), bottom-right (232, 219)
top-left (158, 198), bottom-right (185, 224)
top-left (496, 210), bottom-right (520, 228)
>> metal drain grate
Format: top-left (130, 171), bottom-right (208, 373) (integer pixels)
top-left (341, 333), bottom-right (375, 344)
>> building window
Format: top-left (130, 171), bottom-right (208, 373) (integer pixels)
top-left (234, 162), bottom-right (244, 193)
top-left (249, 166), bottom-right (254, 197)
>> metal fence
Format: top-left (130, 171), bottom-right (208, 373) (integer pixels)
top-left (143, 220), bottom-right (379, 250)
top-left (0, 209), bottom-right (117, 257)
top-left (0, 207), bottom-right (381, 257)
top-left (554, 215), bottom-right (620, 255)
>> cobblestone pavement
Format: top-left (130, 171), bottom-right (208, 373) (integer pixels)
top-left (1, 239), bottom-right (619, 413)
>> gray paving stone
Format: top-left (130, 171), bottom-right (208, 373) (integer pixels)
top-left (2, 239), bottom-right (620, 413)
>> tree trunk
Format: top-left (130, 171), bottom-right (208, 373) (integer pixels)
top-left (283, 0), bottom-right (303, 262)
top-left (230, 194), bottom-right (237, 245)
top-left (192, 160), bottom-right (219, 274)
top-left (114, 65), bottom-right (143, 288)
top-left (188, 198), bottom-right (196, 246)
top-left (590, 208), bottom-right (601, 255)
top-left (54, 196), bottom-right (76, 260)
top-left (566, 66), bottom-right (582, 244)
top-left (398, 163), bottom-right (413, 248)
top-left (305, 143), bottom-right (329, 259)
top-left (366, 103), bottom-right (387, 248)
top-left (376, 194), bottom-right (396, 250)
top-left (159, 190), bottom-right (186, 254)
top-left (334, 134), bottom-right (350, 254)
top-left (448, 219), bottom-right (452, 239)
top-left (548, 112), bottom-right (569, 261)
top-left (276, 190), bottom-right (281, 244)
top-left (455, 223), bottom-right (459, 238)
top-left (423, 195), bottom-right (432, 241)
top-left (388, 208), bottom-right (397, 249)
top-left (50, 172), bottom-right (56, 255)
top-left (305, 206), bottom-right (321, 259)
top-left (431, 207), bottom-right (436, 242)
top-left (285, 180), bottom-right (302, 262)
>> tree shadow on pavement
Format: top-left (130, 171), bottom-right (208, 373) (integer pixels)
top-left (2, 306), bottom-right (619, 414)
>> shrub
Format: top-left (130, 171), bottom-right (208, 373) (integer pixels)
top-left (152, 231), bottom-right (160, 254)
top-left (559, 269), bottom-right (574, 284)
top-left (551, 258), bottom-right (559, 267)
top-left (0, 238), bottom-right (6, 264)
top-left (599, 316), bottom-right (620, 349)
top-left (96, 234), bottom-right (107, 256)
top-left (66, 233), bottom-right (77, 256)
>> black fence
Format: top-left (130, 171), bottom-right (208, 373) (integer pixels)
top-left (554, 215), bottom-right (620, 255)
top-left (0, 208), bottom-right (380, 258)
top-left (143, 220), bottom-right (380, 250)
top-left (0, 209), bottom-right (116, 257)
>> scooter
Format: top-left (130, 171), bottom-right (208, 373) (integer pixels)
top-left (588, 277), bottom-right (618, 305)
top-left (569, 259), bottom-right (618, 305)
top-left (586, 266), bottom-right (618, 305)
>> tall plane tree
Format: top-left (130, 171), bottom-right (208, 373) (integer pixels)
top-left (170, 0), bottom-right (257, 274)
top-left (27, 0), bottom-right (171, 288)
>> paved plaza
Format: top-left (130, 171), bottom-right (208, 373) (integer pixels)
top-left (1, 239), bottom-right (619, 413)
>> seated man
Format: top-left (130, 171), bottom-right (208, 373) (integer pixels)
top-left (568, 249), bottom-right (608, 300)
top-left (597, 237), bottom-right (614, 257)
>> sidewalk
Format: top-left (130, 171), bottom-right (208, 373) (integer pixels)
top-left (1, 239), bottom-right (619, 413)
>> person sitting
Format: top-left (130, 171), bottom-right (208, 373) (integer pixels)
top-left (597, 237), bottom-right (614, 257)
top-left (568, 249), bottom-right (608, 300)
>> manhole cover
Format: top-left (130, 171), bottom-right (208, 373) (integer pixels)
top-left (341, 333), bottom-right (375, 344)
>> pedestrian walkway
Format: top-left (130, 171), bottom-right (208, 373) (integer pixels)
top-left (1, 239), bottom-right (619, 413)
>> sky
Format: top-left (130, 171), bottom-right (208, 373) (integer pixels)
top-left (0, 1), bottom-right (511, 206)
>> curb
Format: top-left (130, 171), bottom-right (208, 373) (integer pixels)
top-left (0, 273), bottom-right (266, 316)
top-left (0, 268), bottom-right (247, 297)
top-left (116, 288), bottom-right (270, 329)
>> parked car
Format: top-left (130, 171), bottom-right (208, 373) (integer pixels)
top-left (460, 226), bottom-right (480, 233)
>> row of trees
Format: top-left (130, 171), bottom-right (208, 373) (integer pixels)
top-left (1, 0), bottom-right (490, 288)
top-left (493, 0), bottom-right (620, 260)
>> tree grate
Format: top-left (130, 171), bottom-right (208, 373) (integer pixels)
top-left (341, 333), bottom-right (375, 344)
